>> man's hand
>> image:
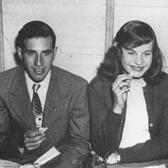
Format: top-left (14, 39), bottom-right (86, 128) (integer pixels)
top-left (0, 159), bottom-right (21, 168)
top-left (24, 129), bottom-right (46, 151)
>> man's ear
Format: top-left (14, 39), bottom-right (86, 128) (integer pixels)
top-left (53, 46), bottom-right (58, 59)
top-left (17, 47), bottom-right (23, 60)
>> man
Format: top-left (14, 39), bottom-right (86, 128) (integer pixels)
top-left (0, 20), bottom-right (89, 168)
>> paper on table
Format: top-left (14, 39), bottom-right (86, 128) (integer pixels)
top-left (144, 164), bottom-right (166, 168)
top-left (34, 146), bottom-right (60, 166)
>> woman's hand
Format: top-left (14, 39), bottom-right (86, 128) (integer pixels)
top-left (112, 74), bottom-right (131, 114)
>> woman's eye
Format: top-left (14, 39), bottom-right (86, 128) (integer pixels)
top-left (144, 52), bottom-right (151, 56)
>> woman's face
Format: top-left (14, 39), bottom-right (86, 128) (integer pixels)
top-left (121, 41), bottom-right (153, 78)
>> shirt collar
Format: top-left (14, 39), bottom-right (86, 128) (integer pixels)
top-left (130, 78), bottom-right (146, 88)
top-left (25, 70), bottom-right (51, 90)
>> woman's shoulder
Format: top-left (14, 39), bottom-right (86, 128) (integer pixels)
top-left (154, 71), bottom-right (168, 89)
top-left (159, 71), bottom-right (168, 82)
top-left (89, 75), bottom-right (112, 94)
top-left (89, 76), bottom-right (111, 87)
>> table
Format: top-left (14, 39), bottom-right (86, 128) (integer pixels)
top-left (95, 159), bottom-right (168, 168)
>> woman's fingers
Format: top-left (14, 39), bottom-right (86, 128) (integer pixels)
top-left (113, 74), bottom-right (132, 90)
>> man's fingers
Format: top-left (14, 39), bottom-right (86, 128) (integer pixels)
top-left (24, 129), bottom-right (41, 138)
top-left (24, 129), bottom-right (46, 151)
top-left (24, 133), bottom-right (46, 143)
top-left (26, 143), bottom-right (41, 151)
top-left (25, 136), bottom-right (46, 151)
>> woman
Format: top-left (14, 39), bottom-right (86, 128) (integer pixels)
top-left (88, 20), bottom-right (168, 164)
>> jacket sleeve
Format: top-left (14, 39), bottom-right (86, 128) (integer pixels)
top-left (55, 81), bottom-right (90, 168)
top-left (88, 81), bottom-right (122, 158)
top-left (0, 96), bottom-right (10, 156)
top-left (0, 96), bottom-right (24, 160)
top-left (0, 96), bottom-right (22, 159)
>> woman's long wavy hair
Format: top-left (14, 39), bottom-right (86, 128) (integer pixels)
top-left (98, 20), bottom-right (164, 84)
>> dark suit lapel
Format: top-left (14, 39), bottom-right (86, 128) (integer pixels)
top-left (43, 67), bottom-right (66, 127)
top-left (8, 67), bottom-right (36, 129)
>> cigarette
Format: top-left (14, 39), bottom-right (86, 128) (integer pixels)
top-left (39, 127), bottom-right (48, 134)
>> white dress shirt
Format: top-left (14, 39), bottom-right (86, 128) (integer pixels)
top-left (25, 71), bottom-right (51, 111)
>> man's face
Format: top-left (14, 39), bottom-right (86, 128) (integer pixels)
top-left (18, 36), bottom-right (55, 82)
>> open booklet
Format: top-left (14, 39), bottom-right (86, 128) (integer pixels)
top-left (0, 146), bottom-right (60, 168)
top-left (20, 146), bottom-right (60, 168)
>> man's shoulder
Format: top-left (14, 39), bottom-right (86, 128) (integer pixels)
top-left (0, 66), bottom-right (21, 81)
top-left (52, 66), bottom-right (88, 85)
top-left (0, 66), bottom-right (22, 92)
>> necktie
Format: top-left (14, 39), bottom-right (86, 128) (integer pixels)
top-left (32, 84), bottom-right (43, 128)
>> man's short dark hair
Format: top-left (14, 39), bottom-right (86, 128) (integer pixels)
top-left (15, 20), bottom-right (56, 49)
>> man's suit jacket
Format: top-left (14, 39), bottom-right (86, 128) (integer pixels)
top-left (0, 65), bottom-right (89, 168)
